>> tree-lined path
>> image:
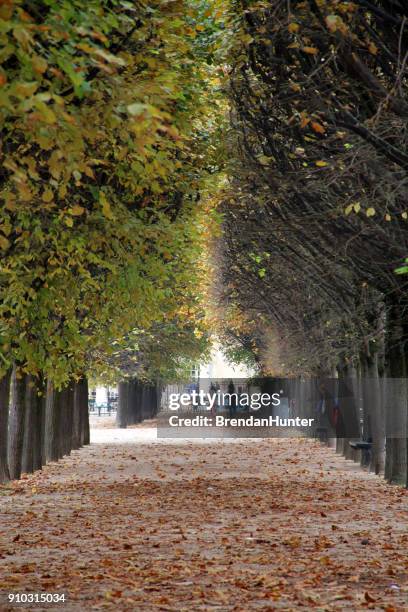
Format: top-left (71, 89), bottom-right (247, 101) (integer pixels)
top-left (1, 0), bottom-right (408, 609)
top-left (0, 427), bottom-right (406, 611)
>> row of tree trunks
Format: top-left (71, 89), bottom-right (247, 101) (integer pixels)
top-left (290, 345), bottom-right (407, 487)
top-left (117, 378), bottom-right (160, 429)
top-left (0, 373), bottom-right (90, 484)
top-left (333, 358), bottom-right (403, 483)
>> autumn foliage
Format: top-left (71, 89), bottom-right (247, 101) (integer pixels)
top-left (0, 0), bottom-right (222, 482)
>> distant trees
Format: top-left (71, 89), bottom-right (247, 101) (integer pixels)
top-left (216, 0), bottom-right (408, 484)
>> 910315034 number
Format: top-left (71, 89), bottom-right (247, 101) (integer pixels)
top-left (7, 593), bottom-right (66, 604)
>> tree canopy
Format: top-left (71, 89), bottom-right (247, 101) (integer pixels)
top-left (213, 0), bottom-right (408, 376)
top-left (0, 0), bottom-right (224, 385)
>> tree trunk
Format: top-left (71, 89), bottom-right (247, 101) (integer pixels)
top-left (126, 379), bottom-right (137, 425)
top-left (8, 370), bottom-right (27, 481)
top-left (348, 364), bottom-right (362, 463)
top-left (81, 378), bottom-right (90, 446)
top-left (117, 381), bottom-right (129, 428)
top-left (0, 369), bottom-right (12, 483)
top-left (57, 387), bottom-right (66, 457)
top-left (33, 380), bottom-right (45, 472)
top-left (336, 363), bottom-right (360, 460)
top-left (74, 377), bottom-right (89, 447)
top-left (361, 354), bottom-right (385, 474)
top-left (150, 385), bottom-right (158, 419)
top-left (336, 437), bottom-right (345, 455)
top-left (155, 382), bottom-right (163, 416)
top-left (384, 299), bottom-right (408, 486)
top-left (356, 359), bottom-right (370, 467)
top-left (22, 375), bottom-right (38, 475)
top-left (58, 383), bottom-right (74, 457)
top-left (45, 381), bottom-right (60, 463)
top-left (135, 383), bottom-right (143, 423)
top-left (142, 385), bottom-right (152, 422)
top-left (72, 381), bottom-right (82, 450)
top-left (384, 377), bottom-right (407, 485)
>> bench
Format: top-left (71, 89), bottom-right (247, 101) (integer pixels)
top-left (349, 441), bottom-right (372, 450)
top-left (349, 440), bottom-right (372, 465)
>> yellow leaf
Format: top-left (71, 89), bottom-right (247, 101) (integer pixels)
top-left (15, 81), bottom-right (38, 97)
top-left (13, 27), bottom-right (32, 49)
top-left (76, 43), bottom-right (95, 54)
top-left (315, 160), bottom-right (328, 167)
top-left (326, 15), bottom-right (339, 32)
top-left (70, 204), bottom-right (85, 216)
top-left (61, 111), bottom-right (76, 124)
top-left (100, 192), bottom-right (114, 219)
top-left (35, 101), bottom-right (56, 124)
top-left (42, 188), bottom-right (54, 203)
top-left (402, 212), bottom-right (408, 220)
top-left (4, 200), bottom-right (17, 211)
top-left (288, 23), bottom-right (300, 33)
top-left (59, 184), bottom-right (67, 199)
top-left (65, 217), bottom-right (73, 228)
top-left (0, 222), bottom-right (11, 236)
top-left (366, 207), bottom-right (376, 217)
top-left (302, 46), bottom-right (318, 55)
top-left (353, 203), bottom-right (361, 213)
top-left (84, 166), bottom-right (95, 178)
top-left (344, 205), bottom-right (353, 215)
top-left (385, 214), bottom-right (391, 221)
top-left (258, 155), bottom-right (273, 165)
top-left (32, 56), bottom-right (48, 74)
top-left (0, 235), bottom-right (10, 250)
top-left (326, 14), bottom-right (348, 34)
top-left (368, 42), bottom-right (378, 55)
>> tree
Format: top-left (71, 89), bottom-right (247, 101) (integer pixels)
top-left (0, 0), bottom-right (224, 481)
top-left (214, 0), bottom-right (408, 484)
